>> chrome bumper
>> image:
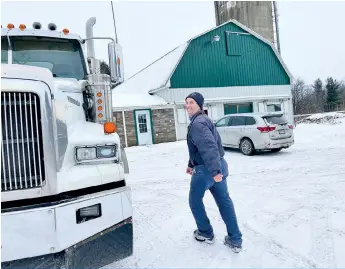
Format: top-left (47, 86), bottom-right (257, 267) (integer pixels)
top-left (1, 187), bottom-right (133, 267)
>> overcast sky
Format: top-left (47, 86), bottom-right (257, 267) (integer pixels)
top-left (2, 1), bottom-right (345, 85)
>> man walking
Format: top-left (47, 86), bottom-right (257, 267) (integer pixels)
top-left (185, 92), bottom-right (243, 253)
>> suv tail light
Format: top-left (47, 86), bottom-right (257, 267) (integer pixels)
top-left (257, 126), bottom-right (276, 133)
top-left (288, 124), bottom-right (294, 129)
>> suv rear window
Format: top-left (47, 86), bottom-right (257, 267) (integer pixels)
top-left (264, 115), bottom-right (287, 125)
top-left (245, 116), bottom-right (256, 125)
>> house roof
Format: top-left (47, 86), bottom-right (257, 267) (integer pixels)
top-left (113, 42), bottom-right (188, 96)
top-left (112, 19), bottom-right (293, 108)
top-left (112, 42), bottom-right (188, 108)
top-left (112, 92), bottom-right (167, 109)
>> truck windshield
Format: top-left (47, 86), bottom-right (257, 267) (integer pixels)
top-left (9, 36), bottom-right (87, 80)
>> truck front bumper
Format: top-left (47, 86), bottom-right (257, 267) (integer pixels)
top-left (1, 187), bottom-right (133, 269)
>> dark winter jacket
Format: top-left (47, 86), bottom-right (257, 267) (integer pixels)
top-left (187, 111), bottom-right (225, 177)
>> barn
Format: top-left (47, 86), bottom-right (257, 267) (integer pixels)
top-left (112, 19), bottom-right (293, 146)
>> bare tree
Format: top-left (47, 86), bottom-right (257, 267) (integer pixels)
top-left (292, 78), bottom-right (311, 114)
top-left (336, 80), bottom-right (345, 111)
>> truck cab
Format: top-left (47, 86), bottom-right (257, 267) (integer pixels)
top-left (1, 19), bottom-right (132, 269)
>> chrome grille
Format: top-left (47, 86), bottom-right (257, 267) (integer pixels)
top-left (1, 92), bottom-right (45, 191)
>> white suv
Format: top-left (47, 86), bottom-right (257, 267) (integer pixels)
top-left (215, 113), bottom-right (294, 155)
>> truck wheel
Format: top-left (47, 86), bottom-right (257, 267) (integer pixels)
top-left (240, 138), bottom-right (255, 156)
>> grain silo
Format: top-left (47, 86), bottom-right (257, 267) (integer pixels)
top-left (214, 1), bottom-right (280, 52)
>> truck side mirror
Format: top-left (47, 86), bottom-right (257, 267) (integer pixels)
top-left (108, 42), bottom-right (124, 84)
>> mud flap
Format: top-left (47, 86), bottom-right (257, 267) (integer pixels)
top-left (1, 218), bottom-right (133, 269)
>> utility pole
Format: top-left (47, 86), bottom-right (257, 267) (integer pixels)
top-left (111, 1), bottom-right (118, 43)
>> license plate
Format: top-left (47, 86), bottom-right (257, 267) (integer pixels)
top-left (278, 130), bottom-right (286, 134)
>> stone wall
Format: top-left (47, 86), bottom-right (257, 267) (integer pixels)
top-left (152, 108), bottom-right (176, 144)
top-left (113, 107), bottom-right (176, 147)
top-left (113, 110), bottom-right (137, 147)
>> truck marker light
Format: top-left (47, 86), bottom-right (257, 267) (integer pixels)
top-left (104, 122), bottom-right (116, 134)
top-left (62, 28), bottom-right (69, 35)
top-left (19, 24), bottom-right (26, 31)
top-left (7, 23), bottom-right (14, 29)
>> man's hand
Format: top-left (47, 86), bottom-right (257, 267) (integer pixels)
top-left (186, 167), bottom-right (193, 175)
top-left (213, 174), bottom-right (223, 182)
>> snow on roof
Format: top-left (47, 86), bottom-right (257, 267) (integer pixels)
top-left (112, 92), bottom-right (167, 109)
top-left (112, 42), bottom-right (187, 108)
top-left (114, 42), bottom-right (188, 96)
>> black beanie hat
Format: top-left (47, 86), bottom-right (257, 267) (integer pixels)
top-left (185, 92), bottom-right (204, 110)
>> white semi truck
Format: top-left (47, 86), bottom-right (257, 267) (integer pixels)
top-left (1, 18), bottom-right (132, 268)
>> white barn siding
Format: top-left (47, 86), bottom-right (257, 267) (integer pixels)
top-left (156, 85), bottom-right (292, 103)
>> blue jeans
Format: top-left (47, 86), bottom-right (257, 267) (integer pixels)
top-left (189, 158), bottom-right (242, 247)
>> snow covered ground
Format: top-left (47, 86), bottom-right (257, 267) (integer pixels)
top-left (110, 115), bottom-right (345, 268)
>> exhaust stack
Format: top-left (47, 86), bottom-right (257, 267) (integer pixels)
top-left (85, 17), bottom-right (96, 59)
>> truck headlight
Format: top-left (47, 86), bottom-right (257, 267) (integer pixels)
top-left (76, 147), bottom-right (97, 161)
top-left (75, 144), bottom-right (117, 163)
top-left (97, 146), bottom-right (116, 158)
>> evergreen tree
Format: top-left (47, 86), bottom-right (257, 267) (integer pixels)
top-left (325, 77), bottom-right (340, 106)
top-left (312, 78), bottom-right (324, 112)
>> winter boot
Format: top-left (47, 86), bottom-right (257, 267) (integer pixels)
top-left (224, 235), bottom-right (242, 253)
top-left (194, 230), bottom-right (215, 244)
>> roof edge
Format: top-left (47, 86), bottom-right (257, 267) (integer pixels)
top-left (189, 19), bottom-right (294, 83)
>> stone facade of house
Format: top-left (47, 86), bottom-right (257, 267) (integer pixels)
top-left (151, 108), bottom-right (176, 144)
top-left (113, 107), bottom-right (176, 147)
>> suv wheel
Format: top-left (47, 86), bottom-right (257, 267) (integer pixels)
top-left (240, 138), bottom-right (255, 156)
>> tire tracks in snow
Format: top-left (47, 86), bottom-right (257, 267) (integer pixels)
top-left (242, 223), bottom-right (318, 268)
top-left (308, 206), bottom-right (337, 268)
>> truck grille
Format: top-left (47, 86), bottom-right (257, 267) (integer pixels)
top-left (1, 92), bottom-right (45, 191)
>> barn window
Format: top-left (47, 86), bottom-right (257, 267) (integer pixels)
top-left (267, 103), bottom-right (282, 112)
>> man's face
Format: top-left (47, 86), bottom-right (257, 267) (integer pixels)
top-left (185, 98), bottom-right (200, 117)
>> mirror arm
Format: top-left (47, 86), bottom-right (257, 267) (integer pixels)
top-left (83, 37), bottom-right (115, 43)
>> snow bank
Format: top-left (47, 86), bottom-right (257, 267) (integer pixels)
top-left (294, 116), bottom-right (345, 149)
top-left (297, 112), bottom-right (345, 125)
